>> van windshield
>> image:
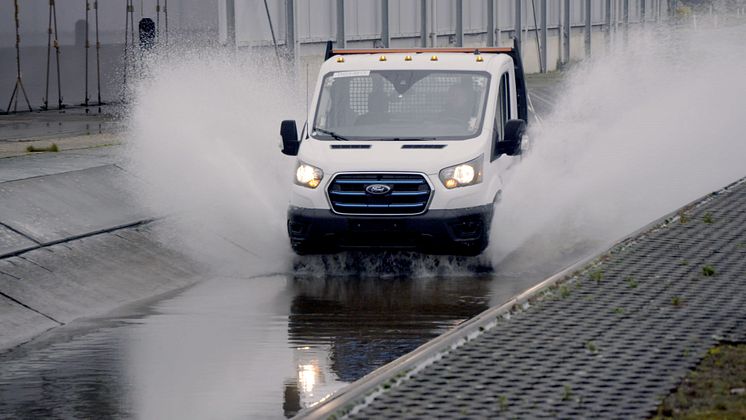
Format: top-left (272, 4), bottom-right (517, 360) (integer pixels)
top-left (312, 70), bottom-right (491, 141)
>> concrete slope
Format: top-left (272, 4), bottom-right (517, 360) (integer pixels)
top-left (0, 223), bottom-right (200, 351)
top-left (0, 147), bottom-right (122, 183)
top-left (0, 150), bottom-right (201, 352)
top-left (0, 164), bottom-right (148, 257)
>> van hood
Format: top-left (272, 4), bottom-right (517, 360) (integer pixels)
top-left (296, 138), bottom-right (487, 175)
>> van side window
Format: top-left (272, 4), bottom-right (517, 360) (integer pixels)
top-left (492, 73), bottom-right (511, 160)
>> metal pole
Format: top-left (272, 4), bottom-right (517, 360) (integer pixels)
top-left (94, 0), bottom-right (102, 109)
top-left (563, 0), bottom-right (570, 64)
top-left (487, 0), bottom-right (495, 46)
top-left (43, 2), bottom-right (53, 110)
top-left (164, 0), bottom-right (168, 45)
top-left (658, 0), bottom-right (663, 23)
top-left (585, 0), bottom-right (591, 58)
top-left (382, 0), bottom-right (390, 47)
top-left (430, 0), bottom-right (437, 47)
top-left (336, 0), bottom-right (346, 48)
top-left (123, 0), bottom-right (134, 101)
top-left (262, 0), bottom-right (282, 65)
top-left (605, 0), bottom-right (612, 45)
top-left (52, 0), bottom-right (63, 109)
top-left (640, 0), bottom-right (646, 27)
top-left (226, 0), bottom-right (235, 47)
top-left (455, 0), bottom-right (463, 47)
top-left (515, 0), bottom-right (522, 45)
top-left (557, 0), bottom-right (562, 61)
top-left (286, 0), bottom-right (296, 60)
top-left (84, 0), bottom-right (90, 108)
top-left (614, 0), bottom-right (618, 32)
top-left (622, 0), bottom-right (629, 42)
top-left (129, 1), bottom-right (135, 52)
top-left (156, 0), bottom-right (160, 42)
top-left (5, 0), bottom-right (33, 113)
top-left (540, 0), bottom-right (547, 73)
top-left (655, 0), bottom-right (660, 23)
top-left (420, 0), bottom-right (428, 47)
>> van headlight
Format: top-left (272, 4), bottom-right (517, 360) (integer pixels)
top-left (295, 162), bottom-right (323, 189)
top-left (439, 155), bottom-right (483, 189)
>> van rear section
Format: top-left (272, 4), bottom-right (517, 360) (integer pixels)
top-left (279, 43), bottom-right (528, 256)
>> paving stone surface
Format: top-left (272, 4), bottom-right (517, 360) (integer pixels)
top-left (347, 180), bottom-right (746, 418)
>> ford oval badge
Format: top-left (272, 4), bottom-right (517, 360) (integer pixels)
top-left (365, 184), bottom-right (391, 195)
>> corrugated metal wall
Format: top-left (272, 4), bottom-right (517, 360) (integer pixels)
top-left (1, 0), bottom-right (670, 110)
top-left (223, 0), bottom-right (664, 47)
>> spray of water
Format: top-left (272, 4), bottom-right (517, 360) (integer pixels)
top-left (125, 49), bottom-right (299, 276)
top-left (124, 48), bottom-right (493, 278)
top-left (489, 25), bottom-right (746, 265)
top-left (126, 24), bottom-right (745, 277)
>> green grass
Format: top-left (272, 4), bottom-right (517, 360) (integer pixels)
top-left (590, 269), bottom-right (604, 284)
top-left (653, 344), bottom-right (746, 419)
top-left (702, 265), bottom-right (716, 277)
top-left (498, 395), bottom-right (508, 411)
top-left (26, 143), bottom-right (59, 153)
top-left (562, 384), bottom-right (573, 401)
top-left (626, 276), bottom-right (639, 289)
top-left (703, 212), bottom-right (714, 224)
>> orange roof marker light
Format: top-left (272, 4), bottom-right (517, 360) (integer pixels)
top-left (330, 47), bottom-right (513, 55)
top-left (404, 55), bottom-right (413, 61)
top-left (379, 55), bottom-right (387, 61)
top-left (430, 55), bottom-right (438, 61)
top-left (336, 56), bottom-right (345, 63)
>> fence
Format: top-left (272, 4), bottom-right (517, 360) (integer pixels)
top-left (7, 1), bottom-right (739, 114)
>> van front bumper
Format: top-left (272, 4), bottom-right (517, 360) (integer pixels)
top-left (287, 204), bottom-right (493, 256)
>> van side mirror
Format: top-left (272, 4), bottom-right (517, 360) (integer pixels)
top-left (496, 119), bottom-right (526, 156)
top-left (280, 120), bottom-right (300, 156)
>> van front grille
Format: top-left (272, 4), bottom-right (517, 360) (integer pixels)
top-left (327, 173), bottom-right (432, 215)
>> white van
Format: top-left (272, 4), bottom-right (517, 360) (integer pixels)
top-left (280, 42), bottom-right (529, 256)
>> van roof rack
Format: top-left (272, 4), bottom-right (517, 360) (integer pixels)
top-left (323, 40), bottom-right (516, 61)
top-left (329, 47), bottom-right (513, 56)
top-left (322, 39), bottom-right (528, 123)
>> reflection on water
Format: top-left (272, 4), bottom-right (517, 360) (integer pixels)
top-left (0, 270), bottom-right (495, 419)
top-left (281, 274), bottom-right (492, 416)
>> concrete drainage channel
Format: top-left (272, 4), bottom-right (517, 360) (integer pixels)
top-left (298, 178), bottom-right (746, 419)
top-left (2, 147), bottom-right (744, 418)
top-left (0, 160), bottom-right (201, 351)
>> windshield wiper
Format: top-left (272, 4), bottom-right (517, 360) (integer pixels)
top-left (385, 137), bottom-right (438, 141)
top-left (312, 127), bottom-right (349, 141)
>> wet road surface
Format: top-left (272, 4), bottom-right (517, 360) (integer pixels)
top-left (0, 246), bottom-right (585, 419)
top-left (0, 76), bottom-right (566, 419)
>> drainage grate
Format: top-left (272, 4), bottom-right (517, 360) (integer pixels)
top-left (340, 180), bottom-right (746, 418)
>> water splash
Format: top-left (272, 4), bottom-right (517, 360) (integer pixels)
top-left (125, 49), bottom-right (299, 275)
top-left (489, 24), bottom-right (746, 264)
